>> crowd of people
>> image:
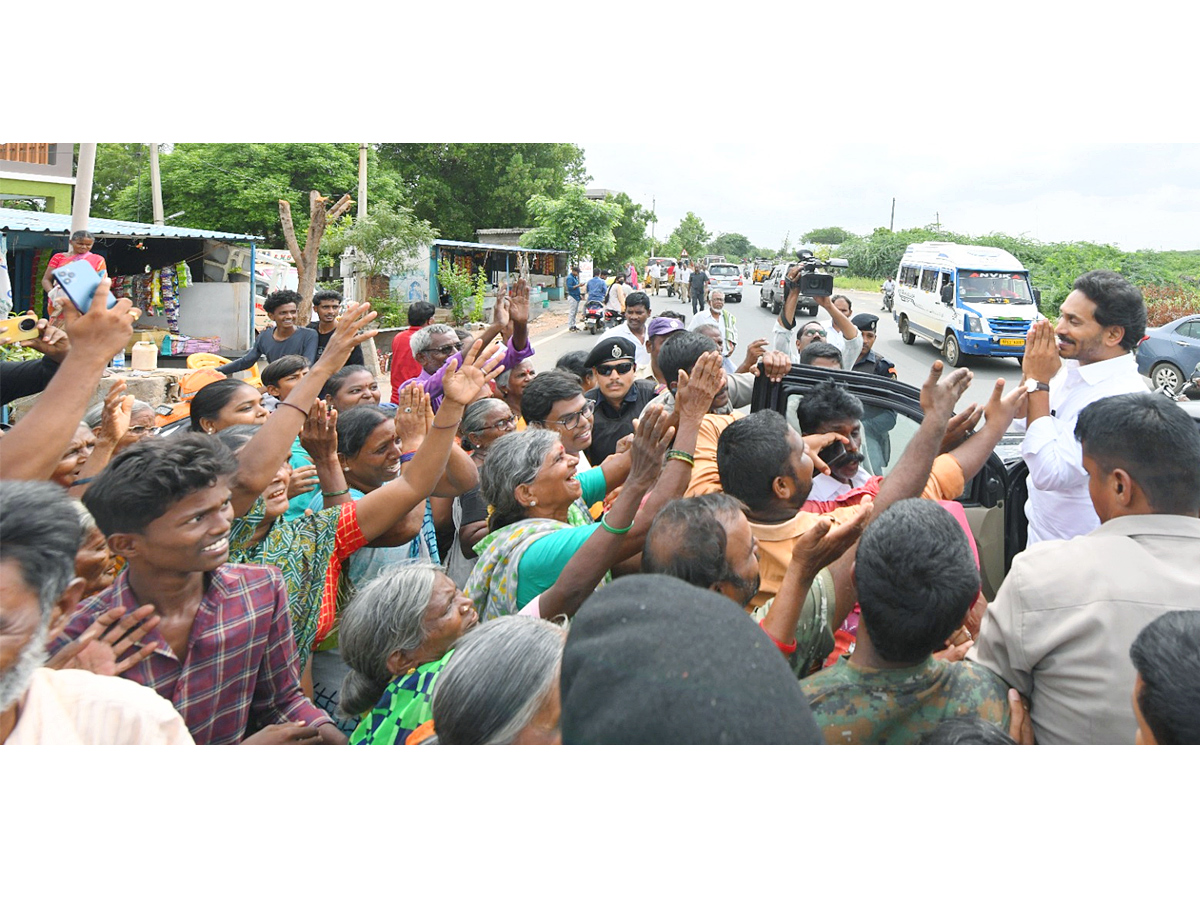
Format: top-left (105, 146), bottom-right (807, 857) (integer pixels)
top-left (2, 260), bottom-right (1198, 747)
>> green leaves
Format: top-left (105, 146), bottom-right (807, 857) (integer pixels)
top-left (521, 185), bottom-right (621, 264)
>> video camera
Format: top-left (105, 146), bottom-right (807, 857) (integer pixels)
top-left (785, 250), bottom-right (849, 297)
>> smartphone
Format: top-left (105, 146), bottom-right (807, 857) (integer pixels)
top-left (51, 259), bottom-right (111, 313)
top-left (818, 440), bottom-right (852, 469)
top-left (0, 313), bottom-right (39, 343)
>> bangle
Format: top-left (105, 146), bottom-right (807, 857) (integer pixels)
top-left (399, 451), bottom-right (416, 464)
top-left (322, 489), bottom-right (350, 498)
top-left (276, 400), bottom-right (308, 417)
top-left (600, 513), bottom-right (633, 535)
top-left (665, 449), bottom-right (695, 467)
top-left (431, 419), bottom-right (462, 430)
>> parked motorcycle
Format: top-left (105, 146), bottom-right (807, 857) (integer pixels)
top-left (583, 299), bottom-right (624, 335)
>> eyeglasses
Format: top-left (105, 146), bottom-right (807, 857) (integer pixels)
top-left (427, 342), bottom-right (463, 357)
top-left (128, 425), bottom-right (161, 436)
top-left (595, 361), bottom-right (635, 377)
top-left (545, 399), bottom-right (595, 430)
top-left (802, 329), bottom-right (826, 338)
top-left (481, 415), bottom-right (517, 432)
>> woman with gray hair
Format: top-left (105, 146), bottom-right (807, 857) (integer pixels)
top-left (429, 617), bottom-right (566, 745)
top-left (339, 562), bottom-right (479, 745)
top-left (464, 359), bottom-right (722, 621)
top-left (444, 398), bottom-right (518, 588)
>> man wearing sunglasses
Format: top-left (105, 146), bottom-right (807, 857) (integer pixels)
top-left (582, 336), bottom-right (658, 467)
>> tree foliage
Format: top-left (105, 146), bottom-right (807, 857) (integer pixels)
top-left (593, 192), bottom-right (653, 271)
top-left (659, 212), bottom-right (712, 259)
top-left (707, 232), bottom-right (753, 260)
top-left (520, 185), bottom-right (621, 264)
top-left (90, 143), bottom-right (150, 219)
top-left (321, 203), bottom-right (437, 278)
top-left (801, 226), bottom-right (855, 245)
top-left (104, 144), bottom-right (406, 246)
top-left (377, 143), bottom-right (587, 242)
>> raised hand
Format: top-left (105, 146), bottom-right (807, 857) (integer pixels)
top-left (674, 351), bottom-right (725, 421)
top-left (18, 315), bottom-right (70, 362)
top-left (322, 301), bottom-right (379, 370)
top-left (919, 359), bottom-right (973, 422)
top-left (63, 278), bottom-right (137, 364)
top-left (395, 383), bottom-right (432, 449)
top-left (982, 377), bottom-right (1030, 427)
top-left (441, 337), bottom-right (507, 407)
top-left (1022, 319), bottom-right (1060, 384)
top-left (46, 604), bottom-right (160, 676)
top-left (508, 277), bottom-right (531, 327)
top-left (803, 431), bottom-right (852, 477)
top-left (790, 502), bottom-right (872, 582)
top-left (939, 402), bottom-right (983, 454)
top-left (96, 378), bottom-right (134, 446)
top-left (287, 464), bottom-right (319, 498)
top-left (299, 399), bottom-right (338, 461)
top-left (627, 404), bottom-right (675, 488)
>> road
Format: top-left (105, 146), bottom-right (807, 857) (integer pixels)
top-left (531, 281), bottom-right (1024, 411)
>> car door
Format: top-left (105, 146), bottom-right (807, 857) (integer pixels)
top-left (750, 366), bottom-right (1015, 600)
top-left (1171, 317), bottom-right (1200, 373)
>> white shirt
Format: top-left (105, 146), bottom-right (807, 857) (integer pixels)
top-left (678, 269), bottom-right (691, 286)
top-left (772, 317), bottom-right (862, 371)
top-left (807, 468), bottom-right (872, 503)
top-left (596, 322), bottom-right (651, 369)
top-left (1019, 352), bottom-right (1148, 545)
top-left (648, 264), bottom-right (662, 279)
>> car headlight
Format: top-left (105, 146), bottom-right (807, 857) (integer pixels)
top-left (965, 315), bottom-right (983, 333)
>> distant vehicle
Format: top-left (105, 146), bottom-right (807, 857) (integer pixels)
top-left (645, 257), bottom-right (677, 296)
top-left (892, 242), bottom-right (1044, 368)
top-left (752, 259), bottom-right (774, 284)
top-left (758, 262), bottom-right (818, 317)
top-left (702, 254), bottom-right (726, 267)
top-left (706, 262), bottom-right (744, 303)
top-left (1136, 314), bottom-right (1200, 392)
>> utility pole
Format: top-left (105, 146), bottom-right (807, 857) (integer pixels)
top-left (358, 143), bottom-right (368, 220)
top-left (71, 143), bottom-right (97, 236)
top-left (650, 195), bottom-right (656, 254)
top-left (355, 142), bottom-right (381, 376)
top-left (890, 197), bottom-right (895, 231)
top-left (149, 143), bottom-right (164, 225)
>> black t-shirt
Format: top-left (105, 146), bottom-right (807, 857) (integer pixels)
top-left (309, 323), bottom-right (365, 368)
top-left (690, 270), bottom-right (709, 299)
top-left (583, 381), bottom-right (659, 467)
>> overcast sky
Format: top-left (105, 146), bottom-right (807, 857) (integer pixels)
top-left (576, 143), bottom-right (1200, 254)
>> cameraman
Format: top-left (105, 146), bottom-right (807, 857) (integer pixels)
top-left (772, 263), bottom-right (861, 370)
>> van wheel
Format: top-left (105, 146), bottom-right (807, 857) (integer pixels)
top-left (899, 316), bottom-right (916, 345)
top-left (943, 333), bottom-right (962, 367)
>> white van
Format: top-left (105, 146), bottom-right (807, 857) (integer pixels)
top-left (892, 242), bottom-right (1043, 366)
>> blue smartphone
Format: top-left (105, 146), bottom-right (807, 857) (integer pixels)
top-left (51, 259), bottom-right (111, 313)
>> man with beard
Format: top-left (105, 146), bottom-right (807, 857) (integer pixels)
top-left (643, 493), bottom-right (868, 677)
top-left (1, 481), bottom-right (192, 745)
top-left (1018, 270), bottom-right (1149, 545)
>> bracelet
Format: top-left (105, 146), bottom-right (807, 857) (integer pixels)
top-left (322, 489), bottom-right (350, 498)
top-left (665, 449), bottom-right (695, 467)
top-left (399, 451), bottom-right (416, 464)
top-left (276, 400), bottom-right (308, 417)
top-left (431, 419), bottom-right (462, 430)
top-left (600, 513), bottom-right (633, 535)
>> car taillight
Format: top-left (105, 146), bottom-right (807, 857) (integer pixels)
top-left (737, 278), bottom-right (743, 285)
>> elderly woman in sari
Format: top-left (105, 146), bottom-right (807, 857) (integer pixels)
top-left (464, 351), bottom-right (726, 621)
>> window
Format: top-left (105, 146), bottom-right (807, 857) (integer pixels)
top-left (900, 266), bottom-right (920, 287)
top-left (1177, 320), bottom-right (1200, 340)
top-left (920, 269), bottom-right (940, 292)
top-left (957, 272), bottom-right (1034, 304)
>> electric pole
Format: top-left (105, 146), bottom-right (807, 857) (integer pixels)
top-left (358, 143), bottom-right (368, 220)
top-left (890, 197), bottom-right (895, 231)
top-left (149, 143), bottom-right (164, 225)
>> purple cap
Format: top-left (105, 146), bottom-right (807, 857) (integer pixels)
top-left (647, 316), bottom-right (685, 339)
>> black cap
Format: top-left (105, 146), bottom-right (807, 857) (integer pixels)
top-left (851, 313), bottom-right (879, 332)
top-left (560, 574), bottom-right (824, 744)
top-left (584, 336), bottom-right (637, 369)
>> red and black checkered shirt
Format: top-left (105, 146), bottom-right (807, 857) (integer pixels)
top-left (51, 564), bottom-right (333, 744)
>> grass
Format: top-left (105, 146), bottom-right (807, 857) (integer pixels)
top-left (833, 275), bottom-right (887, 292)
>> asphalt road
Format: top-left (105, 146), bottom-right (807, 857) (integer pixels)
top-left (533, 281), bottom-right (1024, 411)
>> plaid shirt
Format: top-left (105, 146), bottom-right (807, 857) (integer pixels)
top-left (50, 564), bottom-right (333, 745)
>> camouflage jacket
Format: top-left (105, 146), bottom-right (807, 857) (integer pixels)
top-left (800, 656), bottom-right (1011, 744)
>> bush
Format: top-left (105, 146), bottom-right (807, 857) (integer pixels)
top-left (1143, 284), bottom-right (1200, 328)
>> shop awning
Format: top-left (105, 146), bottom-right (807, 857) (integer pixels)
top-left (0, 208), bottom-right (262, 242)
top-left (433, 239), bottom-right (566, 256)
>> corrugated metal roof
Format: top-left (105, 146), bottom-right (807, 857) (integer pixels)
top-left (0, 208), bottom-right (262, 242)
top-left (433, 239), bottom-right (566, 255)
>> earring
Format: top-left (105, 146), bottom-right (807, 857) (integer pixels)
top-left (530, 499), bottom-right (537, 507)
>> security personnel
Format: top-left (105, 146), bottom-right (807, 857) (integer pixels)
top-left (850, 313), bottom-right (897, 379)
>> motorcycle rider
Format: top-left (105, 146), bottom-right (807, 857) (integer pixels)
top-left (881, 275), bottom-right (896, 311)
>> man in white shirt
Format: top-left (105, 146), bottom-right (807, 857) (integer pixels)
top-left (688, 290), bottom-right (738, 356)
top-left (676, 263), bottom-right (691, 304)
top-left (596, 290), bottom-right (652, 373)
top-left (1017, 270), bottom-right (1149, 545)
top-left (646, 261), bottom-right (662, 294)
top-left (773, 270), bottom-right (861, 371)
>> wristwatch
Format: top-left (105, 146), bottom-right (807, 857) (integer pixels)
top-left (1024, 379), bottom-right (1050, 394)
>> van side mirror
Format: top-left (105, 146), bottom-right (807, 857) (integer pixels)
top-left (1033, 288), bottom-right (1042, 310)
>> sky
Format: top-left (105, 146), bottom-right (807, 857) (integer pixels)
top-left (575, 143), bottom-right (1200, 254)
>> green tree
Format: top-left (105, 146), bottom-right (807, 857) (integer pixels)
top-left (107, 143), bottom-right (407, 245)
top-left (663, 212), bottom-right (711, 259)
top-left (90, 143), bottom-right (151, 219)
top-left (320, 202), bottom-right (437, 279)
top-left (520, 184), bottom-right (621, 264)
top-left (377, 143), bottom-right (587, 241)
top-left (593, 192), bottom-right (653, 271)
top-left (801, 226), bottom-right (855, 245)
top-left (707, 232), bottom-right (753, 259)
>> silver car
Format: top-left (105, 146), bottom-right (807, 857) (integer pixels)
top-left (706, 262), bottom-right (743, 303)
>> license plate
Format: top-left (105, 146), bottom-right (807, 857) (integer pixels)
top-left (999, 338), bottom-right (1025, 347)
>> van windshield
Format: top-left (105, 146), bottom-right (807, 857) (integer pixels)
top-left (958, 271), bottom-right (1034, 305)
